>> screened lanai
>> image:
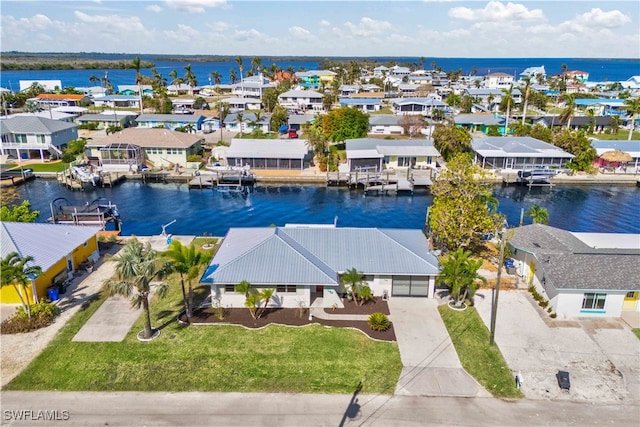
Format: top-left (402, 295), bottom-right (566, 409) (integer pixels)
top-left (99, 143), bottom-right (143, 171)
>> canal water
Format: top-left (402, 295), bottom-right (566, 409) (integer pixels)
top-left (15, 179), bottom-right (640, 236)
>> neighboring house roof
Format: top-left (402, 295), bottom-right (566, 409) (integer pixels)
top-left (391, 98), bottom-right (447, 108)
top-left (223, 113), bottom-right (270, 125)
top-left (76, 114), bottom-right (133, 122)
top-left (346, 138), bottom-right (440, 158)
top-left (591, 140), bottom-right (640, 157)
top-left (136, 114), bottom-right (204, 124)
top-left (465, 88), bottom-right (522, 96)
top-left (509, 224), bottom-right (640, 291)
top-left (279, 90), bottom-right (323, 99)
top-left (454, 114), bottom-right (504, 126)
top-left (8, 111), bottom-right (76, 121)
top-left (574, 98), bottom-right (625, 107)
top-left (369, 115), bottom-right (401, 126)
top-left (86, 128), bottom-right (202, 148)
top-left (35, 94), bottom-right (86, 101)
top-left (472, 136), bottom-right (574, 159)
top-left (0, 222), bottom-right (101, 273)
top-left (288, 114), bottom-right (315, 125)
top-left (0, 115), bottom-right (77, 134)
top-left (226, 139), bottom-right (308, 159)
top-left (201, 227), bottom-right (440, 285)
top-left (221, 97), bottom-right (261, 105)
top-left (534, 116), bottom-right (616, 127)
top-left (339, 98), bottom-right (382, 106)
top-left (93, 95), bottom-right (140, 101)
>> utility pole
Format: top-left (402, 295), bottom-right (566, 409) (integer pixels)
top-left (489, 231), bottom-right (505, 345)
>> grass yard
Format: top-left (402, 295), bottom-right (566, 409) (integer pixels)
top-left (438, 304), bottom-right (523, 399)
top-left (6, 265), bottom-right (402, 394)
top-left (13, 162), bottom-right (68, 173)
top-left (633, 329), bottom-right (640, 340)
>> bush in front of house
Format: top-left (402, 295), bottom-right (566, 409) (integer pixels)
top-left (0, 300), bottom-right (60, 334)
top-left (368, 312), bottom-right (391, 332)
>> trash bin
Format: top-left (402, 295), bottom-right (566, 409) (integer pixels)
top-left (556, 370), bottom-right (570, 391)
top-left (506, 266), bottom-right (516, 275)
top-left (58, 281), bottom-right (68, 295)
top-left (47, 287), bottom-right (60, 301)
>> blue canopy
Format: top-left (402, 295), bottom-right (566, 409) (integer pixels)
top-left (278, 124), bottom-right (289, 133)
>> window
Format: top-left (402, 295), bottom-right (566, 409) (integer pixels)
top-left (15, 134), bottom-right (27, 143)
top-left (224, 284), bottom-right (235, 292)
top-left (582, 293), bottom-right (606, 310)
top-left (276, 284), bottom-right (296, 293)
top-left (36, 135), bottom-right (46, 144)
top-left (166, 148), bottom-right (183, 155)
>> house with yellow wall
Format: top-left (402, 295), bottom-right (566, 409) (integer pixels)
top-left (0, 222), bottom-right (102, 304)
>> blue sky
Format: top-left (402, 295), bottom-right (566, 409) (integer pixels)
top-left (1, 1), bottom-right (639, 57)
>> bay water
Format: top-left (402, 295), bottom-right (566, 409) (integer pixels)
top-left (16, 179), bottom-right (640, 237)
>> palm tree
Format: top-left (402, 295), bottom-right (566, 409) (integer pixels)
top-left (340, 267), bottom-right (364, 304)
top-left (559, 93), bottom-right (576, 128)
top-left (521, 76), bottom-right (532, 126)
top-left (229, 69), bottom-right (238, 84)
top-left (235, 112), bottom-right (245, 136)
top-left (251, 56), bottom-right (262, 75)
top-left (623, 96), bottom-right (640, 140)
top-left (1, 252), bottom-right (43, 319)
top-left (502, 84), bottom-right (514, 136)
top-left (526, 204), bottom-right (549, 225)
top-left (168, 69), bottom-right (184, 87)
top-left (437, 248), bottom-right (485, 307)
top-left (183, 64), bottom-right (198, 93)
top-left (102, 238), bottom-right (172, 340)
top-left (210, 71), bottom-right (222, 86)
top-left (585, 108), bottom-right (596, 134)
top-left (131, 55), bottom-right (144, 114)
top-left (88, 75), bottom-right (100, 86)
top-left (166, 240), bottom-right (205, 320)
top-left (236, 280), bottom-right (252, 297)
top-left (249, 110), bottom-right (264, 132)
top-left (235, 56), bottom-right (245, 97)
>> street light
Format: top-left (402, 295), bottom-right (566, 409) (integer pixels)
top-left (489, 228), bottom-right (506, 345)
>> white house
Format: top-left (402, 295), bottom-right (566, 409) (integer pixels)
top-left (232, 75), bottom-right (275, 98)
top-left (346, 138), bottom-right (440, 172)
top-left (92, 95), bottom-right (141, 110)
top-left (471, 136), bottom-right (574, 170)
top-left (224, 138), bottom-right (308, 170)
top-left (278, 89), bottom-right (323, 111)
top-left (200, 226), bottom-right (441, 308)
top-left (0, 116), bottom-right (78, 161)
top-left (509, 224), bottom-right (640, 321)
top-left (484, 72), bottom-right (515, 89)
top-left (220, 97), bottom-right (262, 112)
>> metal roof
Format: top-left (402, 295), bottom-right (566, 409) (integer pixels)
top-left (0, 115), bottom-right (77, 134)
top-left (136, 114), bottom-right (204, 123)
top-left (591, 140), bottom-right (640, 157)
top-left (201, 227), bottom-right (439, 285)
top-left (472, 136), bottom-right (574, 159)
top-left (509, 224), bottom-right (640, 291)
top-left (1, 222), bottom-right (101, 273)
top-left (226, 139), bottom-right (308, 159)
top-left (346, 138), bottom-right (440, 158)
top-left (279, 90), bottom-right (323, 99)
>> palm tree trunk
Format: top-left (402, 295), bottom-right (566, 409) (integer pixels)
top-left (142, 296), bottom-right (153, 339)
top-left (629, 113), bottom-right (636, 141)
top-left (13, 284), bottom-right (31, 319)
top-left (179, 274), bottom-right (189, 321)
top-left (187, 282), bottom-right (194, 318)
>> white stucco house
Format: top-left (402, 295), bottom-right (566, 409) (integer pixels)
top-left (278, 90), bottom-right (323, 111)
top-left (508, 224), bottom-right (640, 321)
top-left (200, 226), bottom-right (441, 308)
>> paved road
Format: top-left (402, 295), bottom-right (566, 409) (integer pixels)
top-left (1, 391), bottom-right (637, 427)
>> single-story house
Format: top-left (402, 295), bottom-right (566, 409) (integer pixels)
top-left (278, 90), bottom-right (323, 112)
top-left (346, 138), bottom-right (440, 172)
top-left (225, 138), bottom-right (308, 170)
top-left (85, 128), bottom-right (203, 171)
top-left (591, 139), bottom-right (640, 170)
top-left (135, 114), bottom-right (205, 132)
top-left (471, 136), bottom-right (574, 170)
top-left (75, 113), bottom-right (136, 130)
top-left (8, 110), bottom-right (77, 123)
top-left (369, 115), bottom-right (404, 135)
top-left (464, 88), bottom-right (523, 107)
top-left (223, 113), bottom-right (271, 134)
top-left (117, 85), bottom-right (154, 96)
top-left (338, 98), bottom-right (383, 112)
top-left (92, 95), bottom-right (141, 109)
top-left (31, 94), bottom-right (90, 108)
top-left (0, 116), bottom-right (78, 161)
top-left (288, 114), bottom-right (315, 132)
top-left (455, 114), bottom-right (505, 134)
top-left (166, 84), bottom-right (200, 96)
top-left (0, 222), bottom-right (101, 304)
top-left (220, 97), bottom-right (262, 112)
top-left (295, 70), bottom-right (337, 88)
top-left (200, 225), bottom-right (441, 308)
top-left (508, 224), bottom-right (640, 319)
top-left (533, 115), bottom-right (620, 132)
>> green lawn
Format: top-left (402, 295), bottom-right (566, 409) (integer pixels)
top-left (590, 130), bottom-right (640, 140)
top-left (633, 329), bottom-right (640, 340)
top-left (6, 269), bottom-right (402, 394)
top-left (438, 304), bottom-right (523, 399)
top-left (13, 162), bottom-right (68, 173)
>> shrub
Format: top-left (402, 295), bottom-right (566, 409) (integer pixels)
top-left (550, 313), bottom-right (557, 318)
top-left (368, 312), bottom-right (390, 331)
top-left (1, 300), bottom-right (59, 334)
top-left (187, 154), bottom-right (203, 163)
top-left (547, 307), bottom-right (553, 313)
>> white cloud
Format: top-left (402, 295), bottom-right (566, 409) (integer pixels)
top-left (164, 0), bottom-right (226, 14)
top-left (163, 24), bottom-right (200, 43)
top-left (29, 14), bottom-right (54, 30)
top-left (146, 4), bottom-right (163, 13)
top-left (289, 26), bottom-right (315, 41)
top-left (344, 17), bottom-right (392, 37)
top-left (232, 28), bottom-right (267, 42)
top-left (208, 21), bottom-right (230, 32)
top-left (319, 19), bottom-right (331, 26)
top-left (449, 1), bottom-right (544, 22)
top-left (575, 8), bottom-right (630, 28)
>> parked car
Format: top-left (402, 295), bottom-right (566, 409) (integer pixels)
top-left (288, 129), bottom-right (299, 139)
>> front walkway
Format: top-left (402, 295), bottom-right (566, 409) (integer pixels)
top-left (388, 298), bottom-right (490, 397)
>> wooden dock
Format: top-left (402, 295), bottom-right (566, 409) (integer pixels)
top-left (100, 172), bottom-right (126, 187)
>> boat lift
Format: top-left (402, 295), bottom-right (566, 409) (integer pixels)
top-left (161, 219), bottom-right (177, 237)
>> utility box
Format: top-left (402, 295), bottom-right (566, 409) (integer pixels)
top-left (556, 370), bottom-right (570, 391)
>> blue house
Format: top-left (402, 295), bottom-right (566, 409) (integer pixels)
top-left (135, 114), bottom-right (205, 131)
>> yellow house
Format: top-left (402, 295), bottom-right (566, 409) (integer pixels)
top-left (0, 222), bottom-right (102, 304)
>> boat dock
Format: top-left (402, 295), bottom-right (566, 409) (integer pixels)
top-left (48, 197), bottom-right (121, 230)
top-left (0, 168), bottom-right (35, 187)
top-left (188, 170), bottom-right (256, 190)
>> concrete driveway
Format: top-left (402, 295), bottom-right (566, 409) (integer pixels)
top-left (474, 289), bottom-right (640, 402)
top-left (388, 298), bottom-right (489, 397)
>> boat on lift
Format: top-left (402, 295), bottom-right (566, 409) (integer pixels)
top-left (48, 197), bottom-right (121, 230)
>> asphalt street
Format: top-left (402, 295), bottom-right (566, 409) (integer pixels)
top-left (1, 391), bottom-right (638, 427)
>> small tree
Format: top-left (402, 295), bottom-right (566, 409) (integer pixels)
top-left (398, 114), bottom-right (426, 138)
top-left (526, 204), bottom-right (550, 225)
top-left (438, 248), bottom-right (486, 307)
top-left (0, 200), bottom-right (39, 222)
top-left (0, 252), bottom-right (43, 319)
top-left (103, 238), bottom-right (172, 340)
top-left (166, 241), bottom-right (205, 320)
top-left (341, 267), bottom-right (364, 304)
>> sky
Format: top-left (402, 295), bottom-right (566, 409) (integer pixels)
top-left (1, 0), bottom-right (639, 58)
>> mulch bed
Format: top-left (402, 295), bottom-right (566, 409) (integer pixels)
top-left (181, 298), bottom-right (396, 342)
top-left (323, 297), bottom-right (390, 315)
